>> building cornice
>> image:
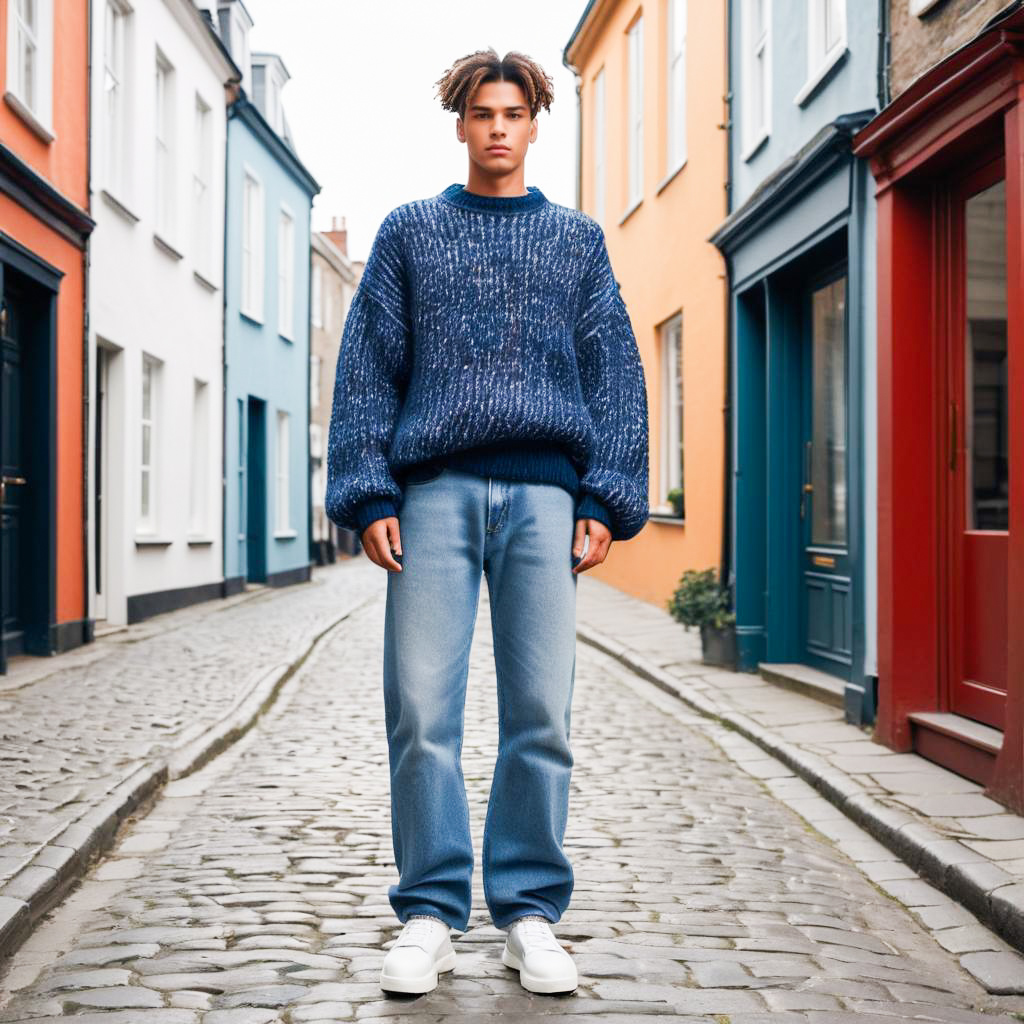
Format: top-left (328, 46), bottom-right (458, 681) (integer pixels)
top-left (313, 232), bottom-right (356, 283)
top-left (229, 95), bottom-right (320, 198)
top-left (162, 0), bottom-right (241, 84)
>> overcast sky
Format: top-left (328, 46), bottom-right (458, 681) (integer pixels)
top-left (243, 0), bottom-right (587, 262)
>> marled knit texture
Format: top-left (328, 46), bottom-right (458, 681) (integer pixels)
top-left (325, 182), bottom-right (650, 542)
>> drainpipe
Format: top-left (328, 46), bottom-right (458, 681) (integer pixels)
top-left (720, 0), bottom-right (735, 595)
top-left (877, 0), bottom-right (890, 110)
top-left (82, 1), bottom-right (94, 645)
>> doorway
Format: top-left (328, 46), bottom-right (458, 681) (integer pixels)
top-left (944, 156), bottom-right (1010, 730)
top-left (245, 396), bottom-right (267, 583)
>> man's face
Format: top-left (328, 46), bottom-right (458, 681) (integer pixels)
top-left (457, 78), bottom-right (537, 178)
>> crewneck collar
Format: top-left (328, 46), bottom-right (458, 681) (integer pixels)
top-left (440, 182), bottom-right (548, 214)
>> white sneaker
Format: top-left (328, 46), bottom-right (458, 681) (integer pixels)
top-left (380, 916), bottom-right (457, 993)
top-left (502, 917), bottom-right (578, 994)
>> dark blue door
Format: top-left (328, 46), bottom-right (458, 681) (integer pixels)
top-left (246, 397), bottom-right (267, 583)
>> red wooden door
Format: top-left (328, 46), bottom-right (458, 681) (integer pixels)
top-left (947, 157), bottom-right (1010, 729)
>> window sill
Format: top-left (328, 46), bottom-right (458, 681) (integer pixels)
top-left (274, 528), bottom-right (298, 540)
top-left (911, 0), bottom-right (944, 15)
top-left (649, 512), bottom-right (685, 526)
top-left (240, 309), bottom-right (264, 327)
top-left (3, 90), bottom-right (54, 143)
top-left (741, 129), bottom-right (769, 163)
top-left (186, 535), bottom-right (215, 546)
top-left (656, 158), bottom-right (687, 196)
top-left (618, 195), bottom-right (643, 227)
top-left (153, 232), bottom-right (183, 261)
top-left (101, 188), bottom-right (140, 224)
top-left (794, 46), bottom-right (849, 108)
top-left (194, 269), bottom-right (218, 293)
top-left (135, 535), bottom-right (173, 547)
top-left (279, 330), bottom-right (294, 344)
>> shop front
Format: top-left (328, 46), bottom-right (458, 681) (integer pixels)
top-left (853, 8), bottom-right (1021, 811)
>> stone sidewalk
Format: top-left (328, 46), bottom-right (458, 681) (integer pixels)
top-left (0, 562), bottom-right (381, 960)
top-left (0, 578), bottom-right (1021, 1021)
top-left (575, 574), bottom-right (1024, 990)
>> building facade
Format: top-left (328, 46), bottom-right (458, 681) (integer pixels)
top-left (87, 0), bottom-right (237, 626)
top-left (310, 220), bottom-right (357, 564)
top-left (215, 1), bottom-right (320, 592)
top-left (711, 0), bottom-right (880, 724)
top-left (563, 0), bottom-right (729, 607)
top-left (0, 0), bottom-right (94, 669)
top-left (853, 0), bottom-right (1021, 810)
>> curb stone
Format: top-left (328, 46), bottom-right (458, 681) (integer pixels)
top-left (0, 592), bottom-right (375, 966)
top-left (575, 621), bottom-right (1024, 973)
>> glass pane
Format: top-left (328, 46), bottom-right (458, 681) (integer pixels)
top-left (965, 178), bottom-right (1009, 531)
top-left (811, 277), bottom-right (847, 545)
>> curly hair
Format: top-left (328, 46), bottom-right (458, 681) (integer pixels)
top-left (435, 47), bottom-right (554, 121)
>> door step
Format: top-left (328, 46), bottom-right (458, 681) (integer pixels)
top-left (908, 711), bottom-right (1002, 785)
top-left (757, 662), bottom-right (846, 708)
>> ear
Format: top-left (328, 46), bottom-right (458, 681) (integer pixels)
top-left (530, 117), bottom-right (539, 143)
top-left (455, 115), bottom-right (465, 142)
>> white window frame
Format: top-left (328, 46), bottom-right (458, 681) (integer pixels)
top-left (626, 15), bottom-right (644, 210)
top-left (593, 66), bottom-right (606, 227)
top-left (909, 0), bottom-right (943, 16)
top-left (103, 0), bottom-right (129, 196)
top-left (311, 262), bottom-right (323, 328)
top-left (666, 0), bottom-right (687, 175)
top-left (741, 0), bottom-right (771, 160)
top-left (154, 50), bottom-right (175, 243)
top-left (275, 410), bottom-right (293, 535)
top-left (192, 93), bottom-right (212, 279)
top-left (5, 0), bottom-right (54, 138)
top-left (139, 353), bottom-right (159, 533)
top-left (189, 378), bottom-right (209, 535)
top-left (659, 313), bottom-right (684, 516)
top-left (241, 165), bottom-right (264, 322)
top-left (310, 353), bottom-right (321, 410)
top-left (795, 0), bottom-right (847, 106)
top-left (277, 204), bottom-right (295, 339)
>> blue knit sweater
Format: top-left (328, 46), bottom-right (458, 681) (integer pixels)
top-left (325, 182), bottom-right (650, 541)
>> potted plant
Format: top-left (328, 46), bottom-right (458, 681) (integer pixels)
top-left (666, 487), bottom-right (684, 518)
top-left (666, 567), bottom-right (737, 669)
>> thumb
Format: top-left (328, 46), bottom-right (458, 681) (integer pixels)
top-left (572, 518), bottom-right (586, 558)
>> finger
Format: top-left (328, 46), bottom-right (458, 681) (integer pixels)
top-left (572, 519), bottom-right (587, 560)
top-left (378, 518), bottom-right (402, 571)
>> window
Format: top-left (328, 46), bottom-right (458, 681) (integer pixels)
top-left (140, 355), bottom-right (159, 531)
top-left (798, 0), bottom-right (846, 103)
top-left (103, 0), bottom-right (128, 194)
top-left (310, 354), bottom-right (321, 410)
top-left (667, 0), bottom-right (687, 172)
top-left (742, 0), bottom-right (771, 156)
top-left (241, 169), bottom-right (264, 320)
top-left (154, 51), bottom-right (175, 241)
top-left (909, 0), bottom-right (943, 16)
top-left (311, 263), bottom-right (323, 328)
top-left (660, 314), bottom-right (684, 517)
top-left (310, 422), bottom-right (323, 459)
top-left (627, 16), bottom-right (644, 207)
top-left (278, 206), bottom-right (295, 338)
top-left (593, 67), bottom-right (606, 226)
top-left (275, 410), bottom-right (291, 532)
top-left (189, 379), bottom-right (209, 534)
top-left (6, 0), bottom-right (53, 134)
top-left (192, 95), bottom-right (212, 277)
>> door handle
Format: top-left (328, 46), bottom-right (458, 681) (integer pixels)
top-left (0, 476), bottom-right (26, 505)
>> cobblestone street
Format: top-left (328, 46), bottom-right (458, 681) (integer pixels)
top-left (1, 570), bottom-right (1022, 1022)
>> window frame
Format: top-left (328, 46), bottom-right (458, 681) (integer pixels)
top-left (277, 204), bottom-right (295, 340)
top-left (275, 409), bottom-right (292, 535)
top-left (154, 49), bottom-right (176, 244)
top-left (795, 0), bottom-right (847, 107)
top-left (741, 0), bottom-right (771, 160)
top-left (593, 66), bottom-right (607, 227)
top-left (139, 353), bottom-right (159, 534)
top-left (626, 15), bottom-right (644, 211)
top-left (5, 0), bottom-right (54, 139)
top-left (311, 262), bottom-right (323, 329)
top-left (659, 312), bottom-right (685, 517)
top-left (666, 0), bottom-right (687, 176)
top-left (192, 92), bottom-right (212, 279)
top-left (240, 165), bottom-right (265, 322)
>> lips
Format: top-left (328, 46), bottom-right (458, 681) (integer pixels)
top-left (487, 147), bottom-right (511, 154)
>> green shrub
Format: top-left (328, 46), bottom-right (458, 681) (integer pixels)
top-left (666, 567), bottom-right (735, 630)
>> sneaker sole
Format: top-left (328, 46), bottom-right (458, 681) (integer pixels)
top-left (501, 943), bottom-right (578, 994)
top-left (380, 949), bottom-right (457, 994)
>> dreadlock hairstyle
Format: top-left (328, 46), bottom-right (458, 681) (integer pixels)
top-left (435, 48), bottom-right (554, 121)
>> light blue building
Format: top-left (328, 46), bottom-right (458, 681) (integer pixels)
top-left (214, 2), bottom-right (320, 591)
top-left (710, 0), bottom-right (880, 723)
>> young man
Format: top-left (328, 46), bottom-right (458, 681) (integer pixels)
top-left (325, 48), bottom-right (649, 996)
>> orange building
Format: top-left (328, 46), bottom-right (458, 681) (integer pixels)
top-left (0, 0), bottom-right (93, 670)
top-left (563, 0), bottom-right (728, 607)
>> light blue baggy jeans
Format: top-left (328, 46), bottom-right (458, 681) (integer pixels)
top-left (382, 466), bottom-right (579, 932)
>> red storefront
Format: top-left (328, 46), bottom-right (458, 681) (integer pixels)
top-left (853, 7), bottom-right (1022, 812)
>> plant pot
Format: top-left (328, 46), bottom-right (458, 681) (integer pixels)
top-left (700, 621), bottom-right (738, 670)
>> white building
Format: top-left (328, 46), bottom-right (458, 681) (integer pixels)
top-left (87, 0), bottom-right (238, 625)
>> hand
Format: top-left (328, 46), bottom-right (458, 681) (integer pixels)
top-left (361, 516), bottom-right (403, 572)
top-left (572, 517), bottom-right (611, 573)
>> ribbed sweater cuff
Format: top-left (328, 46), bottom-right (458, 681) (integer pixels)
top-left (576, 493), bottom-right (613, 532)
top-left (354, 497), bottom-right (399, 535)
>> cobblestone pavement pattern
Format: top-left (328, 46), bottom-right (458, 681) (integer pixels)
top-left (1, 577), bottom-right (1021, 1022)
top-left (0, 568), bottom-right (378, 886)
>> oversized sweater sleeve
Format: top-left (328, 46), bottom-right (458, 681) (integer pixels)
top-left (572, 227), bottom-right (650, 541)
top-left (325, 211), bottom-right (412, 534)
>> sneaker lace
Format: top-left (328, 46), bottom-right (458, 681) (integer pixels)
top-left (515, 919), bottom-right (564, 952)
top-left (397, 917), bottom-right (442, 947)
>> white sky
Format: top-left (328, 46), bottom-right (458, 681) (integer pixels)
top-left (244, 0), bottom-right (588, 263)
